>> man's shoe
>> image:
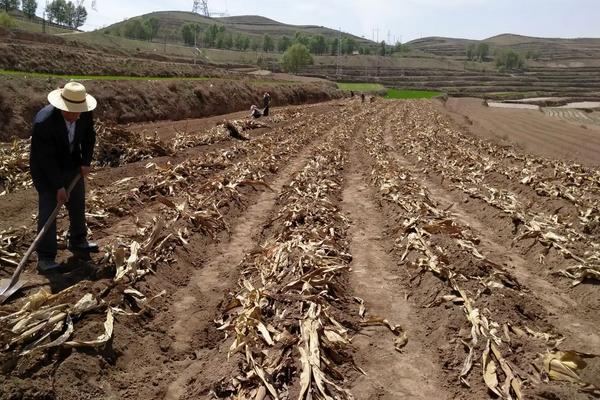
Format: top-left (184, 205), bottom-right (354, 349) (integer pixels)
top-left (37, 259), bottom-right (61, 272)
top-left (68, 241), bottom-right (99, 254)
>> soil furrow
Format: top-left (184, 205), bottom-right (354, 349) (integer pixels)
top-left (385, 125), bottom-right (600, 353)
top-left (342, 130), bottom-right (446, 399)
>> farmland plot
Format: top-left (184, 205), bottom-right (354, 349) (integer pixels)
top-left (0, 99), bottom-right (599, 400)
top-left (543, 107), bottom-right (600, 126)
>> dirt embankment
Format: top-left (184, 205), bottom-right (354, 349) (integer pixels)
top-left (0, 77), bottom-right (342, 141)
top-left (0, 28), bottom-right (244, 77)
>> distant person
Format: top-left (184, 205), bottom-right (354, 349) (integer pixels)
top-left (30, 82), bottom-right (99, 271)
top-left (262, 92), bottom-right (271, 116)
top-left (361, 93), bottom-right (365, 103)
top-left (250, 105), bottom-right (263, 119)
top-left (350, 90), bottom-right (355, 98)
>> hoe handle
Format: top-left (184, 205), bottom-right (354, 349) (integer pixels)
top-left (4, 175), bottom-right (81, 289)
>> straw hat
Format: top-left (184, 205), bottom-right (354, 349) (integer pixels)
top-left (48, 82), bottom-right (97, 113)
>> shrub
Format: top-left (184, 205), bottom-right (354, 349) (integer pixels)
top-left (495, 49), bottom-right (525, 71)
top-left (0, 12), bottom-right (14, 28)
top-left (281, 43), bottom-right (313, 73)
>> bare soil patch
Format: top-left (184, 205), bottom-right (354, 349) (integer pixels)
top-left (443, 97), bottom-right (600, 166)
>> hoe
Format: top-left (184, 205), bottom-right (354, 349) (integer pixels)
top-left (0, 175), bottom-right (81, 304)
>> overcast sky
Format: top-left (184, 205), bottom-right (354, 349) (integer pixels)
top-left (75, 0), bottom-right (600, 42)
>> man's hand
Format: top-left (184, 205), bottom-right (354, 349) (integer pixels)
top-left (80, 166), bottom-right (91, 178)
top-left (57, 187), bottom-right (69, 204)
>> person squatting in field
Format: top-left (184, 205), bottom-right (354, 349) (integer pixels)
top-left (250, 104), bottom-right (263, 119)
top-left (29, 82), bottom-right (99, 272)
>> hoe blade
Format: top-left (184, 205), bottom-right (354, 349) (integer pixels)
top-left (0, 278), bottom-right (27, 304)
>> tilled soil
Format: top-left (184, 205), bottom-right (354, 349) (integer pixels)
top-left (443, 97), bottom-right (600, 166)
top-left (1, 99), bottom-right (599, 400)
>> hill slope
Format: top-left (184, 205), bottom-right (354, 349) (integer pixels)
top-left (93, 11), bottom-right (373, 46)
top-left (408, 34), bottom-right (600, 60)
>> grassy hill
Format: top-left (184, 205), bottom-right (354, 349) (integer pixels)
top-left (92, 11), bottom-right (373, 46)
top-left (5, 9), bottom-right (74, 34)
top-left (407, 34), bottom-right (600, 61)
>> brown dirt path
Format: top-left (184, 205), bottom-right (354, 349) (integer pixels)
top-left (342, 129), bottom-right (447, 399)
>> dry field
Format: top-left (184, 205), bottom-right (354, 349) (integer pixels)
top-left (1, 99), bottom-right (599, 400)
top-left (543, 108), bottom-right (600, 127)
top-left (444, 98), bottom-right (600, 165)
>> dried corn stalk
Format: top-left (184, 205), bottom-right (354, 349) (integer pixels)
top-left (214, 118), bottom-right (362, 399)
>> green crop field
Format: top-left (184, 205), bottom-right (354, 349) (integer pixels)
top-left (336, 82), bottom-right (385, 92)
top-left (385, 89), bottom-right (442, 99)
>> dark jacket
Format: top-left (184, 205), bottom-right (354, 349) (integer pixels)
top-left (29, 105), bottom-right (96, 193)
top-left (263, 94), bottom-right (271, 108)
top-left (251, 108), bottom-right (263, 119)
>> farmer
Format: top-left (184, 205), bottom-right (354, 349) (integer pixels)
top-left (29, 82), bottom-right (99, 272)
top-left (250, 105), bottom-right (263, 119)
top-left (361, 93), bottom-right (365, 103)
top-left (262, 92), bottom-right (271, 116)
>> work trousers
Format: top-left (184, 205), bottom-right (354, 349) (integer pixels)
top-left (36, 169), bottom-right (87, 260)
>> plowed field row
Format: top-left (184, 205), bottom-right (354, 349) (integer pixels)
top-left (1, 99), bottom-right (599, 400)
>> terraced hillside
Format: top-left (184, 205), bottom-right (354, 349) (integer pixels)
top-left (408, 34), bottom-right (600, 61)
top-left (303, 64), bottom-right (600, 98)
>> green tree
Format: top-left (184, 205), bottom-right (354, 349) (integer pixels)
top-left (466, 43), bottom-right (476, 61)
top-left (393, 42), bottom-right (408, 54)
top-left (144, 17), bottom-right (159, 41)
top-left (181, 23), bottom-right (201, 45)
top-left (215, 31), bottom-right (225, 48)
top-left (0, 11), bottom-right (14, 27)
top-left (329, 37), bottom-right (339, 55)
top-left (241, 35), bottom-right (250, 50)
top-left (233, 33), bottom-right (244, 49)
top-left (379, 40), bottom-right (387, 56)
top-left (250, 37), bottom-right (261, 51)
top-left (224, 32), bottom-right (233, 49)
top-left (477, 43), bottom-right (489, 61)
top-left (181, 23), bottom-right (195, 45)
top-left (73, 4), bottom-right (86, 28)
top-left (281, 43), bottom-right (313, 73)
top-left (294, 32), bottom-right (310, 47)
top-left (0, 0), bottom-right (19, 12)
top-left (46, 0), bottom-right (65, 24)
top-left (277, 35), bottom-right (291, 52)
top-left (495, 49), bottom-right (525, 71)
top-left (310, 35), bottom-right (326, 55)
top-left (341, 37), bottom-right (357, 55)
top-left (203, 24), bottom-right (223, 47)
top-left (63, 0), bottom-right (75, 27)
top-left (123, 18), bottom-right (150, 40)
top-left (21, 0), bottom-right (36, 19)
top-left (262, 34), bottom-right (274, 52)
